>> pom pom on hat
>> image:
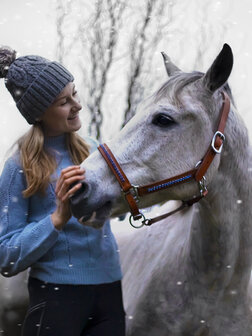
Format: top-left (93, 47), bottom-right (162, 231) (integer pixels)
top-left (0, 46), bottom-right (16, 78)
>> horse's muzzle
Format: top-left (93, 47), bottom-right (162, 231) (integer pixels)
top-left (69, 181), bottom-right (91, 219)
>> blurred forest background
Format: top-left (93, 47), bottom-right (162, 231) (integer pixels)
top-left (0, 0), bottom-right (252, 169)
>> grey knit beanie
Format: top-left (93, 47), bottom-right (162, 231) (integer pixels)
top-left (0, 46), bottom-right (74, 124)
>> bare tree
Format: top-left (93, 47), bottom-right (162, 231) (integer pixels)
top-left (55, 0), bottom-right (74, 63)
top-left (84, 0), bottom-right (126, 139)
top-left (122, 0), bottom-right (175, 127)
top-left (55, 0), bottom-right (126, 140)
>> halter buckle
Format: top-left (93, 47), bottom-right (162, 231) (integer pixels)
top-left (123, 185), bottom-right (140, 203)
top-left (211, 131), bottom-right (225, 154)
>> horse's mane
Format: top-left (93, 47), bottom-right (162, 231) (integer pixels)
top-left (154, 71), bottom-right (235, 107)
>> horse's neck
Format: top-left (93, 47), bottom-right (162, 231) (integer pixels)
top-left (188, 124), bottom-right (252, 293)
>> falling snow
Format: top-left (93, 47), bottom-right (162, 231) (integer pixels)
top-left (0, 1), bottom-right (252, 335)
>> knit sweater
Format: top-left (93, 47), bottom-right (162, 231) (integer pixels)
top-left (0, 135), bottom-right (122, 284)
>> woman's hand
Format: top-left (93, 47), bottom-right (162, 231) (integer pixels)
top-left (51, 165), bottom-right (85, 230)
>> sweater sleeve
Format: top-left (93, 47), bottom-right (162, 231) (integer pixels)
top-left (0, 157), bottom-right (60, 277)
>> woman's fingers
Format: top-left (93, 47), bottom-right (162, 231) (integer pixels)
top-left (56, 175), bottom-right (85, 201)
top-left (62, 165), bottom-right (84, 174)
top-left (56, 166), bottom-right (85, 193)
top-left (63, 182), bottom-right (83, 202)
top-left (57, 167), bottom-right (85, 186)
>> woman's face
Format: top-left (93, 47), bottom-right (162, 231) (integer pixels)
top-left (41, 82), bottom-right (82, 136)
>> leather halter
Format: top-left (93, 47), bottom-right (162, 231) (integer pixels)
top-left (98, 91), bottom-right (230, 228)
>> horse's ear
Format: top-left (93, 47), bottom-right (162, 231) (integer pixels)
top-left (202, 43), bottom-right (233, 93)
top-left (161, 52), bottom-right (181, 77)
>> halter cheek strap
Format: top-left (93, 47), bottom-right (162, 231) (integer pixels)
top-left (195, 91), bottom-right (230, 181)
top-left (98, 143), bottom-right (143, 220)
top-left (98, 91), bottom-right (230, 228)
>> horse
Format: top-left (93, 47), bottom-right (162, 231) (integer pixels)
top-left (70, 43), bottom-right (252, 336)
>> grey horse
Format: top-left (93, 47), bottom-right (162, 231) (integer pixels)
top-left (70, 44), bottom-right (252, 335)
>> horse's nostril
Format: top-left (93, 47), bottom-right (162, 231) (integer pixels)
top-left (70, 181), bottom-right (93, 219)
top-left (70, 181), bottom-right (91, 202)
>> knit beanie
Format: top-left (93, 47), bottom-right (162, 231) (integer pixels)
top-left (0, 46), bottom-right (74, 124)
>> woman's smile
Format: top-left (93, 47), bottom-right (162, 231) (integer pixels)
top-left (67, 113), bottom-right (80, 121)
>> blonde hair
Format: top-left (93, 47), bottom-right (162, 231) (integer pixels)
top-left (16, 123), bottom-right (90, 198)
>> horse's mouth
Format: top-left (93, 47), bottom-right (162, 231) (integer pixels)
top-left (78, 201), bottom-right (112, 229)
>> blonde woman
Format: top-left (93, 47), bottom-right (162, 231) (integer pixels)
top-left (0, 47), bottom-right (125, 336)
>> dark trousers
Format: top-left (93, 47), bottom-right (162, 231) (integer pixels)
top-left (21, 277), bottom-right (125, 336)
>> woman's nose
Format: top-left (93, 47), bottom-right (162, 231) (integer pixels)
top-left (72, 100), bottom-right (82, 112)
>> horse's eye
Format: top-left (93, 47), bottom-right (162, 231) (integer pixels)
top-left (152, 113), bottom-right (175, 127)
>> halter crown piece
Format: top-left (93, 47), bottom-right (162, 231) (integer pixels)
top-left (98, 92), bottom-right (230, 228)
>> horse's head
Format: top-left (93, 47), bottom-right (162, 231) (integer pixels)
top-left (70, 44), bottom-right (233, 228)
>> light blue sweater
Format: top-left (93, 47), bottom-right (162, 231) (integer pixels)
top-left (0, 135), bottom-right (122, 284)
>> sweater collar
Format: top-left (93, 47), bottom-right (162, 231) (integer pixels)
top-left (44, 134), bottom-right (67, 151)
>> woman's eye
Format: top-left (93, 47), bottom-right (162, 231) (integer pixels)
top-left (60, 101), bottom-right (67, 106)
top-left (73, 90), bottom-right (78, 96)
top-left (152, 113), bottom-right (175, 127)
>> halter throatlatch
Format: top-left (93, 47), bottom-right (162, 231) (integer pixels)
top-left (98, 92), bottom-right (230, 228)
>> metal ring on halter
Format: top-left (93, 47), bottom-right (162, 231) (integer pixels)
top-left (129, 213), bottom-right (146, 228)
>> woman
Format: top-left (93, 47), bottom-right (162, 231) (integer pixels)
top-left (0, 46), bottom-right (125, 336)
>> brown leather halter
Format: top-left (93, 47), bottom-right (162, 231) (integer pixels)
top-left (98, 92), bottom-right (230, 228)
